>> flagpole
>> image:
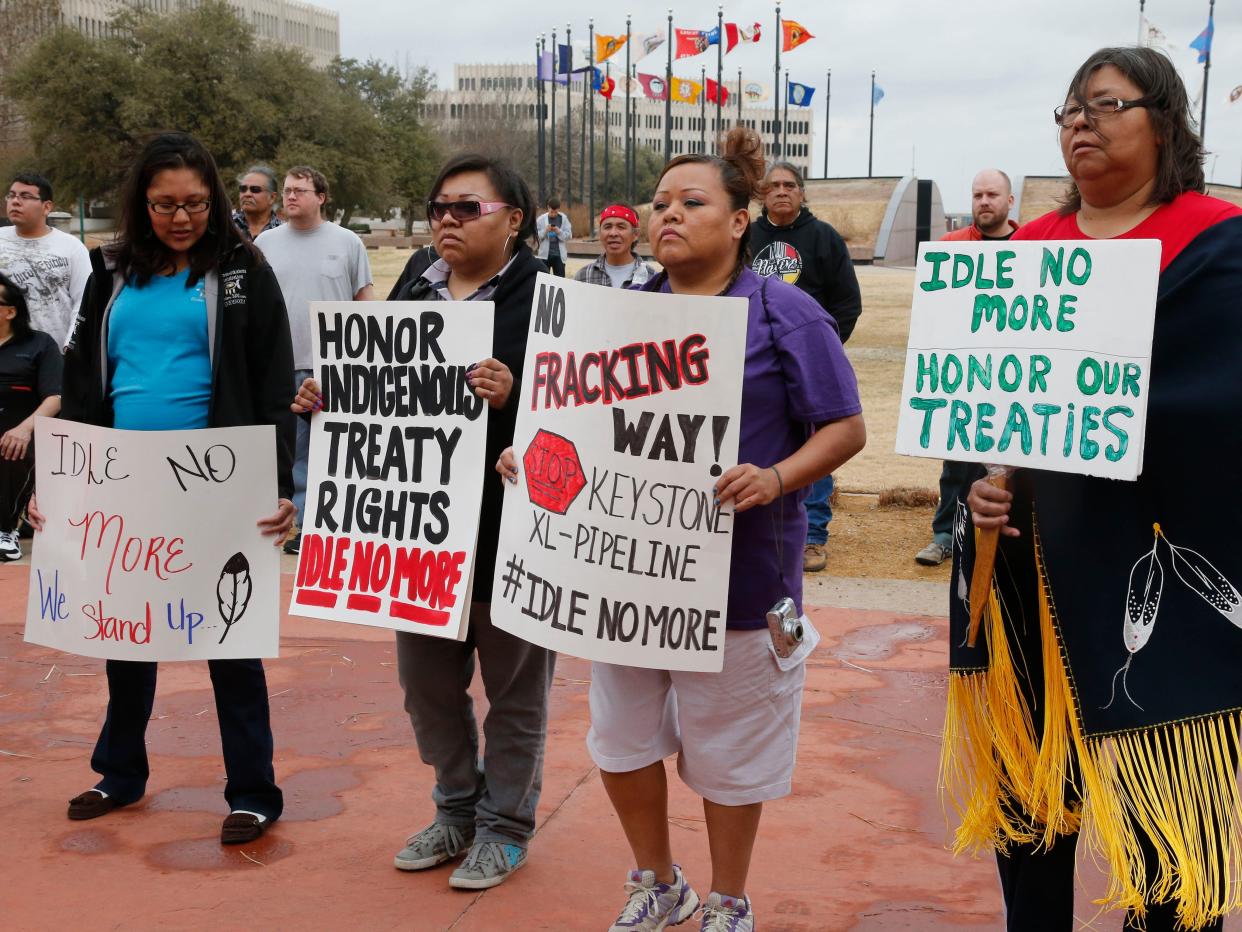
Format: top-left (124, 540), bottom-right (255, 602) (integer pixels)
top-left (551, 28), bottom-right (558, 197)
top-left (630, 65), bottom-right (638, 200)
top-left (664, 8), bottom-right (673, 160)
top-left (773, 2), bottom-right (781, 159)
top-left (700, 65), bottom-right (707, 152)
top-left (1201, 0), bottom-right (1214, 143)
top-left (868, 71), bottom-right (876, 177)
top-left (737, 67), bottom-right (742, 123)
top-left (566, 22), bottom-right (573, 209)
top-left (579, 67), bottom-right (587, 203)
top-left (624, 13), bottom-right (632, 203)
top-left (823, 69), bottom-right (830, 178)
top-left (537, 35), bottom-right (546, 206)
top-left (782, 69), bottom-right (789, 160)
top-left (589, 19), bottom-right (596, 234)
top-left (604, 61), bottom-right (611, 199)
top-left (715, 4), bottom-right (723, 152)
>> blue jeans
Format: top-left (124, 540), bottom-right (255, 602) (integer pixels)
top-left (293, 368), bottom-right (312, 526)
top-left (805, 474), bottom-right (834, 546)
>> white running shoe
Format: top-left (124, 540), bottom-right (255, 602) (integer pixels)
top-left (0, 530), bottom-right (22, 562)
top-left (609, 864), bottom-right (699, 930)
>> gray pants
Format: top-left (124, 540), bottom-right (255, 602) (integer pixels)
top-left (396, 601), bottom-right (556, 846)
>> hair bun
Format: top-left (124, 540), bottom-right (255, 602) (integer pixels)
top-left (719, 125), bottom-right (767, 200)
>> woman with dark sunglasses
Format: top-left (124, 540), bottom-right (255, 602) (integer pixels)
top-left (947, 47), bottom-right (1242, 931)
top-left (294, 154), bottom-right (551, 891)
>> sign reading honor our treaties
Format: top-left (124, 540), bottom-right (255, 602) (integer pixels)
top-left (896, 240), bottom-right (1161, 480)
top-left (290, 301), bottom-right (492, 641)
top-left (492, 274), bottom-right (747, 673)
top-left (24, 420), bottom-right (280, 661)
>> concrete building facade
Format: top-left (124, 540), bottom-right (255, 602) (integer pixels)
top-left (424, 63), bottom-right (815, 179)
top-left (60, 0), bottom-right (339, 66)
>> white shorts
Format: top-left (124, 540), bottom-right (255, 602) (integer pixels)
top-left (586, 626), bottom-right (812, 806)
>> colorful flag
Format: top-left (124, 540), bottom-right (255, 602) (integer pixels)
top-left (1190, 12), bottom-right (1214, 64)
top-left (637, 72), bottom-right (668, 101)
top-left (634, 32), bottom-right (665, 58)
top-left (787, 81), bottom-right (815, 107)
top-left (743, 81), bottom-right (769, 103)
top-left (782, 20), bottom-right (814, 52)
top-left (704, 77), bottom-right (730, 106)
top-left (873, 83), bottom-right (885, 107)
top-left (1230, 85), bottom-right (1242, 104)
top-left (671, 77), bottom-right (702, 103)
top-left (674, 28), bottom-right (712, 59)
top-left (597, 73), bottom-right (617, 100)
top-left (595, 33), bottom-right (627, 63)
top-left (705, 22), bottom-right (762, 54)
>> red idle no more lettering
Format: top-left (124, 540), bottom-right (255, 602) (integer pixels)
top-left (296, 533), bottom-right (465, 610)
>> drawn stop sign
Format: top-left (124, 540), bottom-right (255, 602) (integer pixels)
top-left (523, 429), bottom-right (586, 514)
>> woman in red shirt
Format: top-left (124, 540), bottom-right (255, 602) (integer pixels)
top-left (949, 47), bottom-right (1242, 931)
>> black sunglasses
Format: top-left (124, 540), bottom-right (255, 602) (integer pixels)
top-left (239, 184), bottom-right (271, 194)
top-left (426, 200), bottom-right (514, 223)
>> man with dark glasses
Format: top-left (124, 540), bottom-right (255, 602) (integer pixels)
top-left (231, 165), bottom-right (282, 241)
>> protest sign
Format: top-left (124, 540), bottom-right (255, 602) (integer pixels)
top-left (290, 301), bottom-right (492, 640)
top-left (491, 274), bottom-right (747, 672)
top-left (24, 419), bottom-right (280, 661)
top-left (896, 240), bottom-right (1160, 480)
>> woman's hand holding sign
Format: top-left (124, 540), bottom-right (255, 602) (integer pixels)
top-left (291, 377), bottom-right (322, 414)
top-left (257, 499), bottom-right (297, 546)
top-left (469, 358), bottom-right (512, 409)
top-left (714, 463), bottom-right (781, 514)
top-left (496, 446), bottom-right (519, 485)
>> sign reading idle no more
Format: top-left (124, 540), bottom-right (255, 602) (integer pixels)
top-left (290, 301), bottom-right (492, 640)
top-left (25, 419), bottom-right (280, 661)
top-left (492, 274), bottom-right (747, 673)
top-left (896, 240), bottom-right (1160, 480)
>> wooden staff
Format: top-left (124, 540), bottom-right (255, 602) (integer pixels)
top-left (966, 470), bottom-right (1010, 647)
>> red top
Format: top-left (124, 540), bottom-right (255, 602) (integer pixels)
top-left (1014, 191), bottom-right (1242, 272)
top-left (941, 219), bottom-right (1019, 242)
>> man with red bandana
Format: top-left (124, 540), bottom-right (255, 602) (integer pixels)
top-left (574, 204), bottom-right (657, 289)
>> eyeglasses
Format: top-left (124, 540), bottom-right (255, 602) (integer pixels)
top-left (283, 186), bottom-right (317, 198)
top-left (426, 200), bottom-right (514, 223)
top-left (5, 191), bottom-right (42, 202)
top-left (239, 184), bottom-right (271, 195)
top-left (147, 199), bottom-right (211, 216)
top-left (1054, 96), bottom-right (1154, 128)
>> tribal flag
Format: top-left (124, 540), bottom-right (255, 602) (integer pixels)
top-left (636, 72), bottom-right (668, 101)
top-left (1190, 11), bottom-right (1214, 64)
top-left (705, 77), bottom-right (730, 106)
top-left (674, 28), bottom-right (712, 59)
top-left (782, 20), bottom-right (814, 52)
top-left (743, 80), bottom-right (770, 103)
top-left (593, 68), bottom-right (616, 100)
top-left (671, 77), bottom-right (703, 103)
top-left (595, 33), bottom-right (627, 62)
top-left (633, 32), bottom-right (665, 58)
top-left (705, 22), bottom-right (762, 53)
top-left (787, 81), bottom-right (815, 107)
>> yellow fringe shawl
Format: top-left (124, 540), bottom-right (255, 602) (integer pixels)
top-left (939, 530), bottom-right (1242, 929)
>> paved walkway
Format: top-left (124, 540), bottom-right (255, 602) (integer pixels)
top-left (0, 563), bottom-right (1111, 930)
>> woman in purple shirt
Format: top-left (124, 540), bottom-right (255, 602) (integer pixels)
top-left (501, 127), bottom-right (865, 931)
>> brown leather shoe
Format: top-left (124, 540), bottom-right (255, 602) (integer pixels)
top-left (803, 543), bottom-right (828, 573)
top-left (67, 790), bottom-right (119, 821)
top-left (221, 812), bottom-right (270, 845)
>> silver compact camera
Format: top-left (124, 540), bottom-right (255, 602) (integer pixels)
top-left (766, 596), bottom-right (803, 659)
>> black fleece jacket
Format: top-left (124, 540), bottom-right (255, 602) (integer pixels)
top-left (61, 244), bottom-right (296, 500)
top-left (749, 206), bottom-right (862, 343)
top-left (391, 243), bottom-right (545, 603)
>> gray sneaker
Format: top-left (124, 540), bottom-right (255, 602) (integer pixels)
top-left (915, 541), bottom-right (952, 566)
top-left (448, 840), bottom-right (527, 890)
top-left (393, 822), bottom-right (474, 871)
top-left (609, 864), bottom-right (699, 930)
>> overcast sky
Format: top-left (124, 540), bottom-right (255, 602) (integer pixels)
top-left (313, 0), bottom-right (1239, 213)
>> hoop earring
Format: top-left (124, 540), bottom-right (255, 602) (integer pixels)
top-left (501, 232), bottom-right (515, 261)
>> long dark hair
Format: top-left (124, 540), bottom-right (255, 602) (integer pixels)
top-left (1059, 47), bottom-right (1205, 214)
top-left (0, 271), bottom-right (33, 341)
top-left (112, 132), bottom-right (254, 286)
top-left (657, 125), bottom-right (767, 262)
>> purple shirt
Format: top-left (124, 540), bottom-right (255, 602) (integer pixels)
top-left (642, 268), bottom-right (862, 628)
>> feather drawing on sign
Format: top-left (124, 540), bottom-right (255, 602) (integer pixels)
top-left (216, 552), bottom-right (254, 644)
top-left (1107, 523), bottom-right (1241, 710)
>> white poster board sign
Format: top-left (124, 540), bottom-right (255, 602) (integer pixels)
top-left (896, 240), bottom-right (1160, 480)
top-left (25, 419), bottom-right (280, 660)
top-left (289, 301), bottom-right (492, 640)
top-left (491, 274), bottom-right (747, 672)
